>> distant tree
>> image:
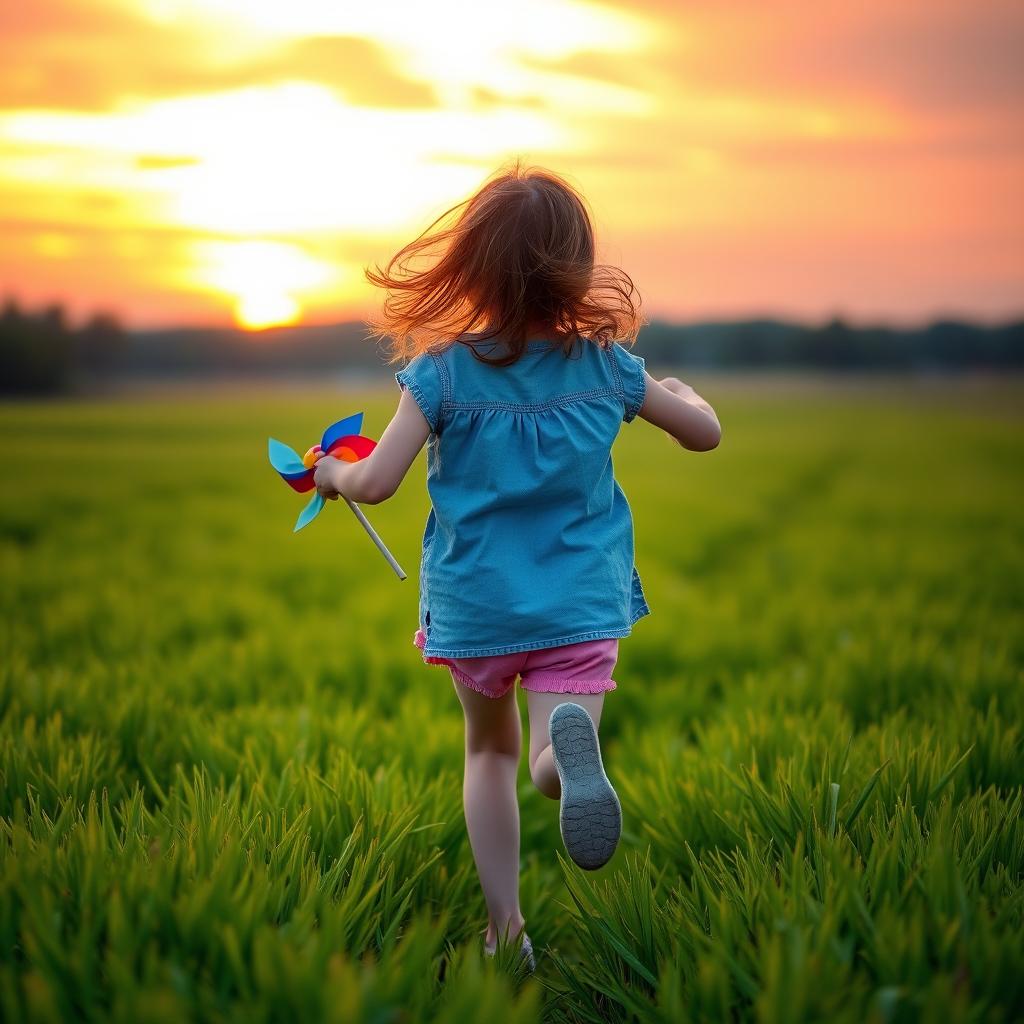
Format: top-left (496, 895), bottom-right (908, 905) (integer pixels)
top-left (75, 311), bottom-right (127, 371)
top-left (812, 316), bottom-right (860, 368)
top-left (0, 299), bottom-right (74, 394)
top-left (0, 300), bottom-right (133, 394)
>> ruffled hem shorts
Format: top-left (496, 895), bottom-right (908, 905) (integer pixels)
top-left (413, 628), bottom-right (618, 700)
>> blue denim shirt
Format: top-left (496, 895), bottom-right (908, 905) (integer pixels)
top-left (395, 334), bottom-right (651, 657)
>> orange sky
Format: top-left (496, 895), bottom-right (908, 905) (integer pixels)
top-left (0, 0), bottom-right (1021, 330)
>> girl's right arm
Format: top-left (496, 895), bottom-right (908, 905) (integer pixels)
top-left (637, 374), bottom-right (721, 451)
top-left (314, 387), bottom-right (432, 505)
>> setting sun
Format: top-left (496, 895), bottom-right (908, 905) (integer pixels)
top-left (236, 292), bottom-right (298, 331)
top-left (187, 239), bottom-right (337, 329)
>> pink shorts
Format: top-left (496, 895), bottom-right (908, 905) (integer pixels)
top-left (413, 629), bottom-right (618, 700)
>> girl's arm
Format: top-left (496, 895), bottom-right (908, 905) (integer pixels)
top-left (636, 373), bottom-right (721, 451)
top-left (313, 388), bottom-right (431, 504)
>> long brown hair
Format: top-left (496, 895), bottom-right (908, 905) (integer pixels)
top-left (364, 159), bottom-right (643, 366)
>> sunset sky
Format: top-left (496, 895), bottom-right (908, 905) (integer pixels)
top-left (0, 0), bottom-right (1021, 331)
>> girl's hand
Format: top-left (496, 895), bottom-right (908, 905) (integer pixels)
top-left (313, 456), bottom-right (342, 501)
top-left (649, 374), bottom-right (721, 450)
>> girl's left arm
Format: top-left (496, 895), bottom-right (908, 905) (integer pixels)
top-left (313, 388), bottom-right (431, 505)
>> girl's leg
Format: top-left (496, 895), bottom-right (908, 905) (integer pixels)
top-left (526, 691), bottom-right (605, 799)
top-left (451, 675), bottom-right (526, 948)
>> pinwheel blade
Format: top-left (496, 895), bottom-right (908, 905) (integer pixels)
top-left (293, 491), bottom-right (325, 532)
top-left (324, 433), bottom-right (377, 460)
top-left (268, 438), bottom-right (306, 477)
top-left (282, 470), bottom-right (316, 493)
top-left (321, 413), bottom-right (364, 453)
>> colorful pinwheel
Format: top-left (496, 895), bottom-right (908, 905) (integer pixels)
top-left (268, 412), bottom-right (406, 579)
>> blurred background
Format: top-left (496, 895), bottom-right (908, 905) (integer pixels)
top-left (1, 0), bottom-right (1021, 390)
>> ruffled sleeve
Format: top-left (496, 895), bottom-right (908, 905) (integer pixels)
top-left (609, 343), bottom-right (647, 423)
top-left (395, 352), bottom-right (444, 432)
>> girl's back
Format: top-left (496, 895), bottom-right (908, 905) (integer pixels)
top-left (396, 332), bottom-right (650, 658)
top-left (311, 160), bottom-right (720, 954)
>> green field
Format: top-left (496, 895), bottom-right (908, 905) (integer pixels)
top-left (2, 374), bottom-right (1022, 1022)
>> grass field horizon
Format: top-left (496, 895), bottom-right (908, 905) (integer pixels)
top-left (2, 373), bottom-right (1022, 1022)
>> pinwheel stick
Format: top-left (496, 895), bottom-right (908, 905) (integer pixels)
top-left (344, 498), bottom-right (407, 580)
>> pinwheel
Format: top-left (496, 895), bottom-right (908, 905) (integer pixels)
top-left (268, 412), bottom-right (406, 579)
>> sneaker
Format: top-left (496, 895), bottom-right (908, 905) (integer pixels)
top-left (484, 931), bottom-right (536, 973)
top-left (548, 702), bottom-right (622, 870)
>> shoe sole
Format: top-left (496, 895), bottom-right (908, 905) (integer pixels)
top-left (549, 702), bottom-right (622, 870)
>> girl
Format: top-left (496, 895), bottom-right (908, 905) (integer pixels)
top-left (313, 161), bottom-right (721, 969)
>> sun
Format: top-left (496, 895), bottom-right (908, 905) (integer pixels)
top-left (235, 291), bottom-right (300, 330)
top-left (187, 239), bottom-right (334, 330)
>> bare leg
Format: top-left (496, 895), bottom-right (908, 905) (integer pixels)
top-left (451, 675), bottom-right (526, 949)
top-left (526, 691), bottom-right (605, 799)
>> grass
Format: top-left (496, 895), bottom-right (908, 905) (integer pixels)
top-left (1, 372), bottom-right (1021, 1022)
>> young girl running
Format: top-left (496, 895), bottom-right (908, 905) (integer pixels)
top-left (313, 162), bottom-right (721, 969)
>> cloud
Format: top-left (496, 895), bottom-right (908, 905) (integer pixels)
top-left (0, 3), bottom-right (438, 111)
top-left (135, 155), bottom-right (201, 170)
top-left (256, 37), bottom-right (437, 108)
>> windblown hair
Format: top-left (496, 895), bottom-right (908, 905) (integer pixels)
top-left (364, 160), bottom-right (643, 366)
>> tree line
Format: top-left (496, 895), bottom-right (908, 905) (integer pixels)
top-left (0, 300), bottom-right (127, 394)
top-left (637, 317), bottom-right (1024, 370)
top-left (1, 298), bottom-right (1022, 395)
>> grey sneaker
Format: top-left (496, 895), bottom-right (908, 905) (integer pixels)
top-left (484, 932), bottom-right (536, 973)
top-left (549, 702), bottom-right (622, 870)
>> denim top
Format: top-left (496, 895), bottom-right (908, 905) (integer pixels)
top-left (395, 333), bottom-right (651, 657)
